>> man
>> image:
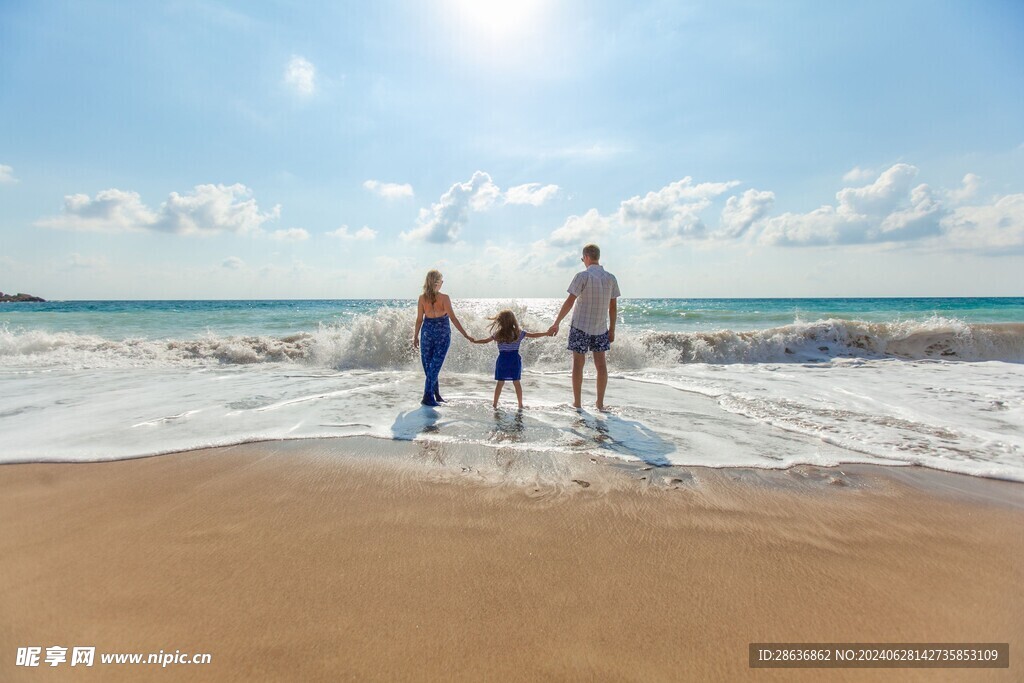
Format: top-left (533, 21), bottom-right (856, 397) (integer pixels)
top-left (548, 243), bottom-right (620, 410)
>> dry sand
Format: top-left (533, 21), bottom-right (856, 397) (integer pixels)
top-left (1, 438), bottom-right (1022, 682)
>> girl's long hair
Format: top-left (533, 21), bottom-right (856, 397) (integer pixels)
top-left (488, 309), bottom-right (520, 344)
top-left (422, 270), bottom-right (442, 304)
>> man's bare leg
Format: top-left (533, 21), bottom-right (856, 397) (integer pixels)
top-left (594, 351), bottom-right (608, 410)
top-left (571, 352), bottom-right (585, 409)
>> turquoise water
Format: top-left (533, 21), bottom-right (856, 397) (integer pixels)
top-left (4, 298), bottom-right (1022, 339)
top-left (618, 297), bottom-right (1024, 331)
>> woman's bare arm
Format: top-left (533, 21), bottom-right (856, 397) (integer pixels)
top-left (443, 295), bottom-right (471, 339)
top-left (413, 296), bottom-right (424, 348)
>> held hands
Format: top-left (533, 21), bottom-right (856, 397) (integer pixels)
top-left (547, 324), bottom-right (559, 337)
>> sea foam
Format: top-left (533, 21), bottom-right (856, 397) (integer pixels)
top-left (3, 312), bottom-right (1022, 370)
top-left (3, 307), bottom-right (1023, 481)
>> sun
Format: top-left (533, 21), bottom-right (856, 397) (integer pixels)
top-left (447, 0), bottom-right (546, 44)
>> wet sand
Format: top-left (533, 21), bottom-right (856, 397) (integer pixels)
top-left (1, 439), bottom-right (1021, 682)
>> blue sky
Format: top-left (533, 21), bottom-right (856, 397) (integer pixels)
top-left (1, 0), bottom-right (1022, 299)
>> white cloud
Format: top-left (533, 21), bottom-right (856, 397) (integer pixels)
top-left (284, 55), bottom-right (316, 96)
top-left (37, 184), bottom-right (280, 236)
top-left (760, 164), bottom-right (946, 246)
top-left (760, 206), bottom-right (851, 246)
top-left (0, 164), bottom-right (18, 183)
top-left (401, 171), bottom-right (501, 243)
top-left (363, 180), bottom-right (414, 200)
top-left (326, 225), bottom-right (376, 240)
top-left (470, 176), bottom-right (502, 211)
top-left (269, 228), bottom-right (310, 241)
top-left (547, 209), bottom-right (609, 247)
top-left (835, 163), bottom-right (918, 217)
top-left (536, 168), bottom-right (987, 250)
top-left (156, 184), bottom-right (280, 235)
top-left (222, 256), bottom-right (245, 270)
top-left (943, 193), bottom-right (1024, 251)
top-left (842, 166), bottom-right (876, 184)
top-left (505, 182), bottom-right (559, 206)
top-left (554, 252), bottom-right (581, 268)
top-left (717, 189), bottom-right (775, 238)
top-left (37, 189), bottom-right (158, 233)
top-left (754, 163), bottom-right (1024, 250)
top-left (618, 177), bottom-right (740, 241)
top-left (946, 173), bottom-right (982, 204)
top-left (541, 176), bottom-right (761, 249)
top-left (401, 172), bottom-right (559, 243)
top-left (878, 184), bottom-right (944, 240)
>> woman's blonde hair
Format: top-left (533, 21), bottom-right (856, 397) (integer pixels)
top-left (488, 309), bottom-right (520, 344)
top-left (422, 270), bottom-right (442, 304)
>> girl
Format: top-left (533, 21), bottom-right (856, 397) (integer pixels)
top-left (473, 309), bottom-right (548, 409)
top-left (413, 270), bottom-right (472, 406)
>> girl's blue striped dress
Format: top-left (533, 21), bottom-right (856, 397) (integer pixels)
top-left (495, 330), bottom-right (526, 381)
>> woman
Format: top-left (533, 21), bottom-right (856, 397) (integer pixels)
top-left (413, 270), bottom-right (471, 406)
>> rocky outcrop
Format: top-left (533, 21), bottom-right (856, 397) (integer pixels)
top-left (0, 291), bottom-right (46, 302)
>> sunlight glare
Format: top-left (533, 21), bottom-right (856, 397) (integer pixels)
top-left (448, 0), bottom-right (546, 44)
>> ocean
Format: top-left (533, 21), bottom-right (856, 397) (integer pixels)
top-left (2, 298), bottom-right (1022, 481)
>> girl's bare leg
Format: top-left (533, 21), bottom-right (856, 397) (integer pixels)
top-left (513, 380), bottom-right (523, 409)
top-left (493, 381), bottom-right (504, 408)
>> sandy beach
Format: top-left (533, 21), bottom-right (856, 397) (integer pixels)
top-left (1, 438), bottom-right (1021, 682)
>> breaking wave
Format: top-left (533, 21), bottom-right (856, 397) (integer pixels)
top-left (2, 309), bottom-right (1022, 370)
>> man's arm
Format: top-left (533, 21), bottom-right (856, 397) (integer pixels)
top-left (608, 297), bottom-right (617, 343)
top-left (547, 294), bottom-right (577, 336)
